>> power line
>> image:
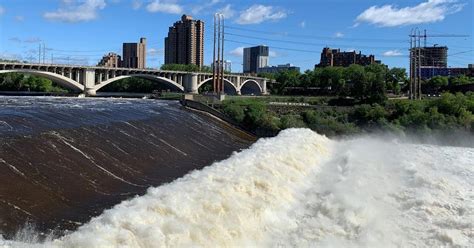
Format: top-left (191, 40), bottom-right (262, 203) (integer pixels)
top-left (225, 25), bottom-right (407, 43)
top-left (225, 32), bottom-right (408, 50)
top-left (225, 39), bottom-right (321, 54)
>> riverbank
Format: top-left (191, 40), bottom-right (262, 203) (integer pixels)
top-left (188, 93), bottom-right (473, 146)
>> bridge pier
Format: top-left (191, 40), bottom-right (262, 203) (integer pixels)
top-left (85, 88), bottom-right (97, 96)
top-left (83, 68), bottom-right (97, 96)
top-left (183, 73), bottom-right (199, 94)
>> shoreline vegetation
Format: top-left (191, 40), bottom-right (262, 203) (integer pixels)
top-left (216, 94), bottom-right (473, 140)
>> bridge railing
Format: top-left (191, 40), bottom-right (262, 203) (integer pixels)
top-left (0, 62), bottom-right (269, 81)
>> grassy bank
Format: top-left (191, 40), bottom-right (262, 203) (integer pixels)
top-left (215, 93), bottom-right (474, 138)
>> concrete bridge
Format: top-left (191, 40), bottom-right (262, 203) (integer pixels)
top-left (0, 62), bottom-right (268, 96)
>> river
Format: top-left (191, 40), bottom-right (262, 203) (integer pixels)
top-left (0, 97), bottom-right (473, 247)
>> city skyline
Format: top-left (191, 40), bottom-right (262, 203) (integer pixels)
top-left (0, 0), bottom-right (472, 72)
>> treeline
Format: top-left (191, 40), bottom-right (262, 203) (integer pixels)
top-left (0, 73), bottom-right (68, 93)
top-left (160, 64), bottom-right (212, 73)
top-left (424, 75), bottom-right (473, 93)
top-left (101, 77), bottom-right (177, 92)
top-left (260, 64), bottom-right (474, 101)
top-left (220, 92), bottom-right (474, 137)
top-left (260, 64), bottom-right (406, 102)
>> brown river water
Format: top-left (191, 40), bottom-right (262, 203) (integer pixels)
top-left (0, 96), bottom-right (255, 239)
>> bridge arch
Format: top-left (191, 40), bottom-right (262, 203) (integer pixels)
top-left (197, 78), bottom-right (238, 95)
top-left (239, 79), bottom-right (263, 95)
top-left (92, 74), bottom-right (184, 92)
top-left (0, 69), bottom-right (84, 92)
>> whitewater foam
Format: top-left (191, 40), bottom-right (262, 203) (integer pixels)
top-left (1, 129), bottom-right (473, 247)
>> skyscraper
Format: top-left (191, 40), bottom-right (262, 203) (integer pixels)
top-left (165, 15), bottom-right (204, 68)
top-left (243, 45), bottom-right (269, 74)
top-left (122, 38), bottom-right (146, 69)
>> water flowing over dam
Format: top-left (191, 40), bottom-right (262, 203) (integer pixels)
top-left (0, 97), bottom-right (255, 239)
top-left (1, 97), bottom-right (473, 247)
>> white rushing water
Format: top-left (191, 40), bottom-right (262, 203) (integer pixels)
top-left (1, 129), bottom-right (473, 247)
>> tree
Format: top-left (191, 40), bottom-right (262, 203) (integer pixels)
top-left (160, 64), bottom-right (201, 72)
top-left (274, 70), bottom-right (301, 94)
top-left (450, 75), bottom-right (472, 86)
top-left (386, 67), bottom-right (407, 84)
top-left (345, 64), bottom-right (367, 101)
top-left (427, 76), bottom-right (449, 92)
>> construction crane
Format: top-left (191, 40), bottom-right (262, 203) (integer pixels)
top-left (409, 29), bottom-right (469, 47)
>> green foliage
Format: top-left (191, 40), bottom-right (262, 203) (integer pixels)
top-left (386, 67), bottom-right (407, 84)
top-left (160, 64), bottom-right (202, 72)
top-left (302, 109), bottom-right (360, 136)
top-left (101, 77), bottom-right (180, 93)
top-left (279, 115), bottom-right (307, 129)
top-left (222, 102), bottom-right (245, 123)
top-left (263, 63), bottom-right (406, 103)
top-left (450, 75), bottom-right (472, 86)
top-left (0, 73), bottom-right (68, 92)
top-left (220, 92), bottom-right (473, 137)
top-left (428, 76), bottom-right (449, 88)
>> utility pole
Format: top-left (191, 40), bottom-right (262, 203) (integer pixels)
top-left (409, 29), bottom-right (413, 100)
top-left (409, 28), bottom-right (422, 100)
top-left (213, 13), bottom-right (225, 95)
top-left (418, 30), bottom-right (422, 100)
top-left (42, 43), bottom-right (46, 64)
top-left (38, 44), bottom-right (41, 64)
top-left (212, 14), bottom-right (217, 94)
top-left (220, 14), bottom-right (225, 94)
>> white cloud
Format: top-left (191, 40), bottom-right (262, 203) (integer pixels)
top-left (218, 4), bottom-right (235, 19)
top-left (146, 0), bottom-right (183, 14)
top-left (383, 50), bottom-right (403, 57)
top-left (9, 37), bottom-right (22, 43)
top-left (299, 21), bottom-right (306, 28)
top-left (0, 52), bottom-right (23, 61)
top-left (236, 5), bottom-right (287, 25)
top-left (24, 37), bottom-right (42, 43)
top-left (191, 0), bottom-right (221, 15)
top-left (147, 48), bottom-right (163, 56)
top-left (0, 6), bottom-right (5, 15)
top-left (355, 0), bottom-right (465, 27)
top-left (269, 51), bottom-right (278, 58)
top-left (43, 0), bottom-right (106, 22)
top-left (8, 37), bottom-right (42, 43)
top-left (229, 47), bottom-right (244, 57)
top-left (334, 32), bottom-right (344, 38)
top-left (15, 16), bottom-right (24, 22)
top-left (132, 0), bottom-right (142, 10)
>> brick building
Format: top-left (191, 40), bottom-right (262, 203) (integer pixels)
top-left (165, 15), bottom-right (204, 68)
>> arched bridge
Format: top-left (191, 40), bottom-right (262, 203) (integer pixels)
top-left (0, 62), bottom-right (269, 96)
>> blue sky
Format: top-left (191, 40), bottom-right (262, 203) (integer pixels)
top-left (0, 0), bottom-right (472, 72)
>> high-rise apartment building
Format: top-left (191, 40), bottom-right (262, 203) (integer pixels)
top-left (122, 38), bottom-right (146, 69)
top-left (165, 15), bottom-right (204, 68)
top-left (243, 45), bottom-right (269, 74)
top-left (98, 52), bottom-right (121, 68)
top-left (411, 45), bottom-right (448, 68)
top-left (317, 47), bottom-right (378, 68)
